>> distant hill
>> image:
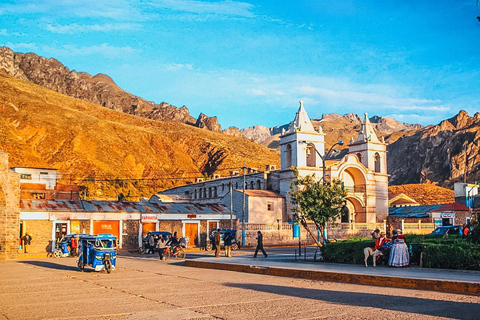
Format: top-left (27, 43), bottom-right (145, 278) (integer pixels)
top-left (388, 184), bottom-right (454, 205)
top-left (241, 113), bottom-right (422, 154)
top-left (0, 71), bottom-right (279, 200)
top-left (0, 46), bottom-right (222, 132)
top-left (387, 110), bottom-right (480, 188)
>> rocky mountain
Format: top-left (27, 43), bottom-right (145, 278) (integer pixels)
top-left (243, 113), bottom-right (421, 151)
top-left (0, 71), bottom-right (279, 199)
top-left (387, 110), bottom-right (480, 188)
top-left (0, 46), bottom-right (220, 129)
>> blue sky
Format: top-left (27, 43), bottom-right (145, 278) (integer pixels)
top-left (1, 0), bottom-right (480, 129)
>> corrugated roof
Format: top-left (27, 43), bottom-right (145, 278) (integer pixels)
top-left (436, 203), bottom-right (469, 212)
top-left (20, 200), bottom-right (230, 214)
top-left (389, 204), bottom-right (443, 217)
top-left (241, 190), bottom-right (284, 198)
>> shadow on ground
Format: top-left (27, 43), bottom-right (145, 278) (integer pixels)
top-left (20, 260), bottom-right (92, 272)
top-left (225, 283), bottom-right (480, 319)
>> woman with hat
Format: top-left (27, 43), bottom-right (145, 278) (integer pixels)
top-left (388, 229), bottom-right (409, 267)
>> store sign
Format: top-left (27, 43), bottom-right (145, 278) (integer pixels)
top-left (141, 214), bottom-right (158, 223)
top-left (441, 213), bottom-right (455, 219)
top-left (187, 214), bottom-right (197, 219)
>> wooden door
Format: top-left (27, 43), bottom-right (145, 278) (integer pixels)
top-left (142, 223), bottom-right (156, 238)
top-left (185, 223), bottom-right (198, 247)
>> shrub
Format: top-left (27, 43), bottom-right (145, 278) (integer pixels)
top-left (322, 237), bottom-right (480, 270)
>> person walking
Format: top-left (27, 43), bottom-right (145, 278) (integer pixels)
top-left (22, 233), bottom-right (32, 253)
top-left (253, 231), bottom-right (267, 258)
top-left (158, 235), bottom-right (166, 260)
top-left (214, 230), bottom-right (221, 258)
top-left (148, 233), bottom-right (156, 254)
top-left (224, 232), bottom-right (232, 258)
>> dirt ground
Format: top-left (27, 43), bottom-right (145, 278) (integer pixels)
top-left (0, 253), bottom-right (479, 319)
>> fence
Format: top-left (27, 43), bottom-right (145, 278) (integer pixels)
top-left (402, 220), bottom-right (435, 235)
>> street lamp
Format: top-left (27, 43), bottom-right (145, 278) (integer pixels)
top-left (299, 140), bottom-right (344, 184)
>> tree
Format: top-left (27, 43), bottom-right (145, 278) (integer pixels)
top-left (289, 169), bottom-right (348, 249)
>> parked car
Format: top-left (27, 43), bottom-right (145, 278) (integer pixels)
top-left (429, 225), bottom-right (463, 236)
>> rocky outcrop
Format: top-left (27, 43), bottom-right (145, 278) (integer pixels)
top-left (223, 126), bottom-right (246, 138)
top-left (388, 111), bottom-right (480, 187)
top-left (0, 46), bottom-right (222, 128)
top-left (195, 113), bottom-right (222, 132)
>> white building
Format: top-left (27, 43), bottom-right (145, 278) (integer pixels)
top-left (158, 102), bottom-right (389, 236)
top-left (11, 167), bottom-right (58, 190)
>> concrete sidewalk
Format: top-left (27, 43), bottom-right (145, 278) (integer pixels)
top-left (185, 252), bottom-right (480, 296)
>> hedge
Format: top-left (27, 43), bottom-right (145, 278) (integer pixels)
top-left (322, 237), bottom-right (480, 270)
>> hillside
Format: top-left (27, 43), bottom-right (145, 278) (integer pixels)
top-left (0, 71), bottom-right (279, 199)
top-left (0, 46), bottom-right (222, 131)
top-left (387, 111), bottom-right (480, 188)
top-left (388, 184), bottom-right (454, 205)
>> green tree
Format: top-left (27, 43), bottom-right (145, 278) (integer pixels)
top-left (289, 170), bottom-right (348, 248)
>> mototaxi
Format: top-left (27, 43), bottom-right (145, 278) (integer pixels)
top-left (77, 234), bottom-right (117, 273)
top-left (53, 234), bottom-right (88, 258)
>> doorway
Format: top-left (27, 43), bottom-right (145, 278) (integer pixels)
top-left (184, 223), bottom-right (199, 247)
top-left (55, 223), bottom-right (68, 243)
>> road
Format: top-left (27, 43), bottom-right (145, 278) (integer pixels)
top-left (1, 249), bottom-right (479, 319)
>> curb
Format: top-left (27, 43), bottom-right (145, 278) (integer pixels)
top-left (185, 260), bottom-right (480, 296)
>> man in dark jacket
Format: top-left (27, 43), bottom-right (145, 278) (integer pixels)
top-left (214, 230), bottom-right (221, 258)
top-left (253, 231), bottom-right (267, 258)
top-left (22, 233), bottom-right (32, 253)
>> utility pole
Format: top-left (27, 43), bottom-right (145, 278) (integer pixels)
top-left (242, 163), bottom-right (246, 246)
top-left (230, 175), bottom-right (233, 229)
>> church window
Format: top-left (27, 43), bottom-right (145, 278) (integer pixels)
top-left (306, 143), bottom-right (316, 167)
top-left (285, 144), bottom-right (292, 168)
top-left (235, 182), bottom-right (238, 189)
top-left (257, 180), bottom-right (262, 189)
top-left (209, 187), bottom-right (212, 198)
top-left (214, 186), bottom-right (218, 197)
top-left (374, 153), bottom-right (381, 173)
top-left (356, 153), bottom-right (362, 163)
top-left (267, 202), bottom-right (274, 211)
top-left (250, 181), bottom-right (254, 189)
top-left (194, 189), bottom-right (197, 199)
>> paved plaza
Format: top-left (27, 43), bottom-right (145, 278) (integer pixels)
top-left (1, 248), bottom-right (479, 319)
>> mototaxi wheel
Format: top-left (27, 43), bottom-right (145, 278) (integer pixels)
top-left (53, 250), bottom-right (61, 258)
top-left (174, 247), bottom-right (186, 260)
top-left (138, 247), bottom-right (145, 254)
top-left (206, 243), bottom-right (212, 251)
top-left (104, 259), bottom-right (112, 274)
top-left (232, 243), bottom-right (239, 251)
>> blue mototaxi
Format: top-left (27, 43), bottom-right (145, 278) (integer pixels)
top-left (77, 234), bottom-right (117, 273)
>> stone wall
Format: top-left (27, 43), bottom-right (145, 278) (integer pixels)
top-left (0, 151), bottom-right (20, 260)
top-left (23, 220), bottom-right (52, 253)
top-left (123, 220), bottom-right (139, 249)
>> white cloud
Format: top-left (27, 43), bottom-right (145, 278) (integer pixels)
top-left (0, 0), bottom-right (146, 21)
top-left (43, 23), bottom-right (141, 34)
top-left (5, 42), bottom-right (38, 52)
top-left (149, 0), bottom-right (255, 17)
top-left (41, 43), bottom-right (139, 58)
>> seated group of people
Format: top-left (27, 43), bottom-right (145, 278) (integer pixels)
top-left (364, 229), bottom-right (409, 267)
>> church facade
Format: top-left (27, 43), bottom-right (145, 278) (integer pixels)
top-left (160, 102), bottom-right (389, 230)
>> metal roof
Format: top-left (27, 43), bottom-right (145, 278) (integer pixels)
top-left (388, 204), bottom-right (443, 218)
top-left (20, 200), bottom-right (230, 214)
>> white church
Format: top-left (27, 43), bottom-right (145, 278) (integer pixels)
top-left (159, 102), bottom-right (388, 239)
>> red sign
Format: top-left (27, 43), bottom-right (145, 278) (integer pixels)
top-left (187, 214), bottom-right (197, 219)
